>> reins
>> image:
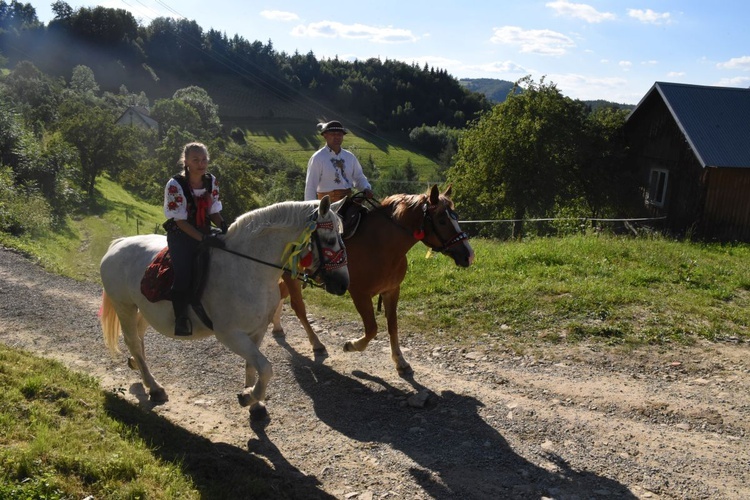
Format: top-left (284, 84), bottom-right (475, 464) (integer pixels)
top-left (216, 246), bottom-right (325, 288)
top-left (213, 211), bottom-right (342, 289)
top-left (356, 191), bottom-right (469, 254)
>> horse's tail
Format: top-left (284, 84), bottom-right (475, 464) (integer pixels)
top-left (99, 290), bottom-right (121, 354)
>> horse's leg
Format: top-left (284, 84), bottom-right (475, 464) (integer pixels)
top-left (115, 303), bottom-right (167, 401)
top-left (271, 298), bottom-right (284, 335)
top-left (219, 331), bottom-right (272, 419)
top-left (381, 287), bottom-right (412, 375)
top-left (344, 291), bottom-right (379, 353)
top-left (285, 275), bottom-right (327, 354)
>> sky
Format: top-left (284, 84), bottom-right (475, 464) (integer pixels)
top-left (32, 0), bottom-right (750, 105)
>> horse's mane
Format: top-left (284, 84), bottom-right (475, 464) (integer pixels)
top-left (382, 191), bottom-right (454, 223)
top-left (227, 201), bottom-right (320, 237)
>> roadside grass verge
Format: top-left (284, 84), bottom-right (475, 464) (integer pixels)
top-left (0, 344), bottom-right (280, 499)
top-left (0, 176), bottom-right (164, 282)
top-left (302, 235), bottom-right (750, 349)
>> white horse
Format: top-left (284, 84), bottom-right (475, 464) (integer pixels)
top-left (99, 197), bottom-right (348, 419)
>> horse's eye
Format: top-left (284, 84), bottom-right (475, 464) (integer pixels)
top-left (448, 209), bottom-right (459, 221)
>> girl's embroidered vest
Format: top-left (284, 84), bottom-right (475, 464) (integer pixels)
top-left (164, 174), bottom-right (213, 234)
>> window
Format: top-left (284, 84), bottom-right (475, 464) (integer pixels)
top-left (647, 168), bottom-right (669, 207)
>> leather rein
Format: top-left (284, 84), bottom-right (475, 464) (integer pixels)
top-left (215, 210), bottom-right (346, 289)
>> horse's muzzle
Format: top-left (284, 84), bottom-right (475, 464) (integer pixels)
top-left (323, 274), bottom-right (349, 295)
top-left (449, 242), bottom-right (475, 268)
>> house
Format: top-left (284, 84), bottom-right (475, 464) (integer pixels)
top-left (625, 81), bottom-right (750, 241)
top-left (115, 106), bottom-right (159, 131)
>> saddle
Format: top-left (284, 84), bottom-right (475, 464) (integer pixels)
top-left (337, 195), bottom-right (369, 239)
top-left (140, 245), bottom-right (215, 329)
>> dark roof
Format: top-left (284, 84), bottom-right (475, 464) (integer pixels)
top-left (627, 81), bottom-right (750, 168)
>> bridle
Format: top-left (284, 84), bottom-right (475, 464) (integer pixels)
top-left (357, 192), bottom-right (470, 255)
top-left (303, 214), bottom-right (347, 284)
top-left (417, 202), bottom-right (470, 254)
top-left (217, 210), bottom-right (347, 289)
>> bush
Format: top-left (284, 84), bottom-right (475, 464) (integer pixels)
top-left (0, 166), bottom-right (53, 236)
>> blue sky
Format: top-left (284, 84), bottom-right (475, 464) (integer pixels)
top-left (33, 0), bottom-right (750, 104)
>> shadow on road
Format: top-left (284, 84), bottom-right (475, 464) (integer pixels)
top-left (104, 392), bottom-right (335, 499)
top-left (273, 335), bottom-right (637, 499)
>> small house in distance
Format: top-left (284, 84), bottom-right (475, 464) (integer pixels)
top-left (115, 106), bottom-right (158, 131)
top-left (625, 81), bottom-right (750, 241)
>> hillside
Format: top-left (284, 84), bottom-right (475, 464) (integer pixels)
top-left (460, 78), bottom-right (518, 103)
top-left (460, 78), bottom-right (636, 109)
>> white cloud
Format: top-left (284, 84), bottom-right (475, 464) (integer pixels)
top-left (490, 26), bottom-right (575, 56)
top-left (542, 72), bottom-right (629, 101)
top-left (473, 60), bottom-right (529, 74)
top-left (627, 9), bottom-right (672, 25)
top-left (260, 10), bottom-right (300, 22)
top-left (291, 21), bottom-right (418, 43)
top-left (717, 56), bottom-right (750, 71)
top-left (641, 60), bottom-right (659, 66)
top-left (619, 60), bottom-right (633, 70)
top-left (545, 1), bottom-right (616, 23)
top-left (715, 76), bottom-right (750, 87)
top-left (667, 71), bottom-right (686, 77)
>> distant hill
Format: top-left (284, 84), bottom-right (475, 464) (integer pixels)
top-left (460, 78), bottom-right (636, 110)
top-left (460, 78), bottom-right (517, 103)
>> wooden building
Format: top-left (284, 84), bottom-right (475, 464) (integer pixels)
top-left (625, 82), bottom-right (750, 241)
top-left (115, 106), bottom-right (158, 131)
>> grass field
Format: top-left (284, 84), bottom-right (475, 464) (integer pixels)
top-left (0, 344), bottom-right (280, 499)
top-left (243, 118), bottom-right (443, 180)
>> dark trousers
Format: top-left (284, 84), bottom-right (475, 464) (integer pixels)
top-left (167, 230), bottom-right (199, 294)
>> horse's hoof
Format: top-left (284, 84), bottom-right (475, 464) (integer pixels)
top-left (237, 391), bottom-right (255, 408)
top-left (313, 346), bottom-right (328, 357)
top-left (272, 328), bottom-right (285, 337)
top-left (127, 357), bottom-right (138, 370)
top-left (249, 403), bottom-right (268, 421)
top-left (149, 388), bottom-right (168, 402)
top-left (343, 341), bottom-right (355, 352)
top-left (397, 364), bottom-right (414, 377)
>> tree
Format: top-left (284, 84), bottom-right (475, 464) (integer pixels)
top-left (58, 100), bottom-right (135, 197)
top-left (172, 86), bottom-right (220, 136)
top-left (69, 64), bottom-right (99, 97)
top-left (448, 77), bottom-right (589, 238)
top-left (151, 97), bottom-right (202, 137)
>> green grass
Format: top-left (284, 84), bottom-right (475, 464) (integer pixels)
top-left (0, 175), bottom-right (165, 282)
top-left (303, 234), bottom-right (750, 349)
top-left (0, 344), bottom-right (306, 498)
top-left (244, 119), bottom-right (443, 179)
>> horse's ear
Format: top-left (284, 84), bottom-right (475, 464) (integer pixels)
top-left (443, 184), bottom-right (453, 198)
top-left (319, 195), bottom-right (331, 215)
top-left (429, 184), bottom-right (440, 205)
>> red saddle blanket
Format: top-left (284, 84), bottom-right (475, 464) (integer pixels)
top-left (140, 247), bottom-right (173, 302)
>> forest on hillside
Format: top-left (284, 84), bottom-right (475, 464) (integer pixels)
top-left (1, 1), bottom-right (642, 242)
top-left (1, 0), bottom-right (492, 133)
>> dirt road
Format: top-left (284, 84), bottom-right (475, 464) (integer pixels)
top-left (0, 247), bottom-right (748, 499)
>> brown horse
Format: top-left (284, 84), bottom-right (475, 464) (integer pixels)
top-left (273, 184), bottom-right (475, 375)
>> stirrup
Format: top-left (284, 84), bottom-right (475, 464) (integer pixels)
top-left (174, 316), bottom-right (192, 336)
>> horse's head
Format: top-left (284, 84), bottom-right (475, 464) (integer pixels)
top-left (419, 185), bottom-right (475, 268)
top-left (303, 195), bottom-right (350, 295)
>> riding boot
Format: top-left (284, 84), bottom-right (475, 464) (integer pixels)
top-left (172, 291), bottom-right (192, 336)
